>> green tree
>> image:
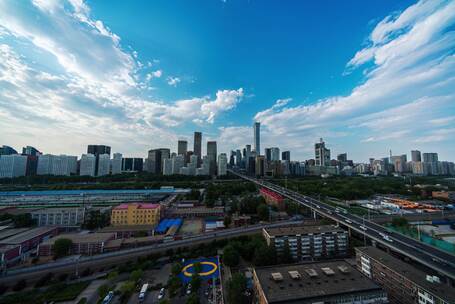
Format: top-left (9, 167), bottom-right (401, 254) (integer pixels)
top-left (253, 244), bottom-right (276, 266)
top-left (53, 238), bottom-right (73, 258)
top-left (98, 284), bottom-right (110, 299)
top-left (167, 276), bottom-right (182, 298)
top-left (13, 213), bottom-right (36, 227)
top-left (256, 204), bottom-right (269, 221)
top-left (227, 273), bottom-right (247, 304)
top-left (171, 262), bottom-right (183, 276)
top-left (130, 269), bottom-right (143, 282)
top-left (190, 274), bottom-right (201, 293)
top-left (186, 293), bottom-right (199, 304)
top-left (224, 216), bottom-right (232, 228)
top-left (392, 217), bottom-right (409, 227)
top-left (223, 245), bottom-right (240, 267)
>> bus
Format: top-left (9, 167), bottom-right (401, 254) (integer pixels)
top-left (139, 283), bottom-right (149, 302)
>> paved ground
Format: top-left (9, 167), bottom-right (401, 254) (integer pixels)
top-left (179, 219), bottom-right (203, 235)
top-left (127, 263), bottom-right (172, 304)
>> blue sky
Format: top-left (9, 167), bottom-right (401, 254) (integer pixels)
top-left (0, 0), bottom-right (454, 161)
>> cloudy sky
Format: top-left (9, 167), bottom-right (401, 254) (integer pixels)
top-left (1, 0), bottom-right (454, 161)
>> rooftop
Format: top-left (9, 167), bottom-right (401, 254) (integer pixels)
top-left (0, 228), bottom-right (30, 241)
top-left (0, 188), bottom-right (190, 197)
top-left (254, 260), bottom-right (382, 303)
top-left (113, 203), bottom-right (160, 210)
top-left (0, 227), bottom-right (57, 245)
top-left (356, 246), bottom-right (455, 302)
top-left (264, 225), bottom-right (345, 237)
top-left (41, 232), bottom-right (115, 245)
top-left (100, 224), bottom-right (154, 232)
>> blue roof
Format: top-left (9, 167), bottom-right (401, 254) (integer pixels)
top-left (156, 218), bottom-right (183, 234)
top-left (0, 188), bottom-right (190, 197)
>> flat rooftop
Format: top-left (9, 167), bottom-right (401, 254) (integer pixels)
top-left (0, 228), bottom-right (30, 241)
top-left (356, 246), bottom-right (455, 302)
top-left (0, 227), bottom-right (56, 245)
top-left (0, 188), bottom-right (190, 197)
top-left (264, 225), bottom-right (345, 237)
top-left (254, 260), bottom-right (382, 303)
top-left (41, 232), bottom-right (115, 245)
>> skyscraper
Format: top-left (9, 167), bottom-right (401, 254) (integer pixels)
top-left (87, 145), bottom-right (111, 176)
top-left (254, 122), bottom-right (260, 155)
top-left (178, 140), bottom-right (188, 156)
top-left (0, 145), bottom-right (18, 155)
top-left (315, 138), bottom-right (330, 166)
top-left (0, 154), bottom-right (27, 178)
top-left (265, 148), bottom-right (272, 162)
top-left (146, 148), bottom-right (170, 174)
top-left (337, 153), bottom-right (347, 162)
top-left (271, 147), bottom-right (280, 161)
top-left (411, 150), bottom-right (421, 162)
top-left (282, 151), bottom-right (291, 162)
top-left (80, 154), bottom-right (96, 176)
top-left (207, 141), bottom-right (217, 176)
top-left (22, 146), bottom-right (40, 156)
top-left (194, 132), bottom-right (202, 165)
top-left (111, 153), bottom-right (122, 175)
top-left (218, 153), bottom-right (227, 176)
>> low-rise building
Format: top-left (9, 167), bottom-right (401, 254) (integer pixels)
top-left (263, 225), bottom-right (349, 261)
top-left (0, 227), bottom-right (59, 257)
top-left (38, 232), bottom-right (115, 256)
top-left (166, 207), bottom-right (225, 218)
top-left (31, 207), bottom-right (85, 227)
top-left (355, 246), bottom-right (455, 304)
top-left (110, 203), bottom-right (161, 226)
top-left (253, 260), bottom-right (388, 304)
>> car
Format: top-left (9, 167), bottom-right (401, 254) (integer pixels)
top-left (359, 225), bottom-right (367, 231)
top-left (102, 291), bottom-right (114, 304)
top-left (158, 288), bottom-right (165, 300)
top-left (186, 284), bottom-right (192, 295)
top-left (345, 219), bottom-right (352, 224)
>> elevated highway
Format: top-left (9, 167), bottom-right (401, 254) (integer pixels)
top-left (229, 170), bottom-right (455, 282)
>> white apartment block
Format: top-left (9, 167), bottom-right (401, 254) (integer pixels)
top-left (80, 154), bottom-right (96, 176)
top-left (0, 155), bottom-right (27, 178)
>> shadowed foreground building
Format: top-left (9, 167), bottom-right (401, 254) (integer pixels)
top-left (253, 260), bottom-right (388, 304)
top-left (356, 246), bottom-right (455, 304)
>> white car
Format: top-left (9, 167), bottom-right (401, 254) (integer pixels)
top-left (186, 284), bottom-right (192, 295)
top-left (359, 225), bottom-right (367, 231)
top-left (345, 219), bottom-right (352, 224)
top-left (158, 288), bottom-right (165, 300)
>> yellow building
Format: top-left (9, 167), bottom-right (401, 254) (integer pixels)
top-left (111, 203), bottom-right (161, 226)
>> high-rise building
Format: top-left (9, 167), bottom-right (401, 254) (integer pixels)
top-left (315, 138), bottom-right (330, 166)
top-left (411, 150), bottom-right (421, 162)
top-left (87, 145), bottom-right (111, 176)
top-left (390, 154), bottom-right (407, 173)
top-left (235, 149), bottom-right (242, 167)
top-left (271, 147), bottom-right (280, 161)
top-left (111, 153), bottom-right (122, 175)
top-left (0, 154), bottom-right (27, 178)
top-left (255, 155), bottom-right (265, 176)
top-left (121, 158), bottom-right (143, 172)
top-left (337, 153), bottom-right (347, 162)
top-left (146, 148), bottom-right (170, 174)
top-left (207, 141), bottom-right (217, 176)
top-left (97, 154), bottom-right (110, 176)
top-left (177, 140), bottom-right (188, 156)
top-left (22, 146), bottom-right (40, 156)
top-left (172, 155), bottom-right (185, 174)
top-left (218, 153), bottom-right (227, 176)
top-left (37, 154), bottom-right (77, 176)
top-left (162, 158), bottom-right (173, 175)
top-left (282, 151), bottom-right (290, 162)
top-left (80, 154), bottom-right (96, 176)
top-left (193, 132), bottom-right (202, 165)
top-left (265, 148), bottom-right (272, 162)
top-left (0, 145), bottom-right (18, 155)
top-left (423, 152), bottom-right (438, 163)
top-left (254, 122), bottom-right (261, 155)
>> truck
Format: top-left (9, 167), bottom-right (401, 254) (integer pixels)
top-left (139, 283), bottom-right (149, 302)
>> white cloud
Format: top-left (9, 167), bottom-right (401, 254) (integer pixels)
top-left (249, 0), bottom-right (455, 160)
top-left (146, 70), bottom-right (162, 81)
top-left (167, 76), bottom-right (181, 86)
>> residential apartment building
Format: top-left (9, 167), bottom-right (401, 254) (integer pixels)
top-left (80, 154), bottom-right (96, 176)
top-left (356, 246), bottom-right (455, 304)
top-left (0, 154), bottom-right (27, 178)
top-left (263, 225), bottom-right (349, 261)
top-left (110, 203), bottom-right (161, 226)
top-left (37, 154), bottom-right (77, 176)
top-left (31, 207), bottom-right (85, 227)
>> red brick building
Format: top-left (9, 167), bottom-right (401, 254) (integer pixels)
top-left (260, 188), bottom-right (285, 211)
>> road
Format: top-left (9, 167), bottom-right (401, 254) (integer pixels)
top-left (229, 170), bottom-right (455, 282)
top-left (0, 220), bottom-right (302, 283)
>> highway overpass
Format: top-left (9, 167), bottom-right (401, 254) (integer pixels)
top-left (229, 170), bottom-right (455, 283)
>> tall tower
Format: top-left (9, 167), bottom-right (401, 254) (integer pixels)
top-left (254, 122), bottom-right (260, 155)
top-left (178, 140), bottom-right (188, 156)
top-left (207, 141), bottom-right (217, 176)
top-left (193, 132), bottom-right (202, 165)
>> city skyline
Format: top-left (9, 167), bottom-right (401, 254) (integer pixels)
top-left (1, 0), bottom-right (455, 161)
